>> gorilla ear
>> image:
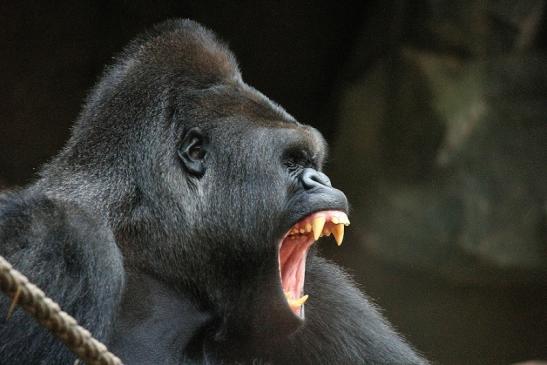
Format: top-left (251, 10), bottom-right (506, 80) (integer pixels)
top-left (178, 127), bottom-right (208, 177)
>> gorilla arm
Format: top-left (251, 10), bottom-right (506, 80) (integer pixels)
top-left (275, 255), bottom-right (428, 364)
top-left (0, 191), bottom-right (124, 364)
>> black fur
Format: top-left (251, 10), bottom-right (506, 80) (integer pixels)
top-left (0, 19), bottom-right (427, 364)
top-left (0, 191), bottom-right (124, 364)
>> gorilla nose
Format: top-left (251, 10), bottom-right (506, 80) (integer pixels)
top-left (301, 168), bottom-right (332, 189)
top-left (289, 168), bottom-right (349, 227)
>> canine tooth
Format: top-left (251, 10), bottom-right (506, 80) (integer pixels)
top-left (333, 224), bottom-right (344, 246)
top-left (312, 216), bottom-right (326, 240)
top-left (288, 294), bottom-right (309, 308)
top-left (305, 223), bottom-right (312, 232)
top-left (331, 217), bottom-right (339, 224)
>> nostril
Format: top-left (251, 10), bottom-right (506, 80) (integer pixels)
top-left (301, 168), bottom-right (332, 189)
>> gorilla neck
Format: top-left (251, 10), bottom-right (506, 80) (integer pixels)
top-left (110, 272), bottom-right (212, 364)
top-left (34, 164), bottom-right (132, 227)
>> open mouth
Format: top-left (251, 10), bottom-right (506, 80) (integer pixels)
top-left (278, 210), bottom-right (350, 318)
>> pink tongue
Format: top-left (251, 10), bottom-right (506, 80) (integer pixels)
top-left (279, 235), bottom-right (314, 313)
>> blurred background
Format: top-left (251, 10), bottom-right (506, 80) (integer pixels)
top-left (1, 1), bottom-right (546, 364)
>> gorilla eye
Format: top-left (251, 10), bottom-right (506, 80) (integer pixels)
top-left (283, 149), bottom-right (310, 174)
top-left (178, 127), bottom-right (208, 177)
top-left (188, 139), bottom-right (205, 160)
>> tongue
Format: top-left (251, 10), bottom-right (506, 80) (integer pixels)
top-left (279, 234), bottom-right (314, 316)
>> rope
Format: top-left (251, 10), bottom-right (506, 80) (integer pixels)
top-left (0, 255), bottom-right (123, 365)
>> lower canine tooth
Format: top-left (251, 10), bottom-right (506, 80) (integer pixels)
top-left (288, 294), bottom-right (309, 308)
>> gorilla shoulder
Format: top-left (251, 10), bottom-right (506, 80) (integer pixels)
top-left (0, 190), bottom-right (124, 363)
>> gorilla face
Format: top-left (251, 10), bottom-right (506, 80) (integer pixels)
top-left (51, 20), bottom-right (348, 347)
top-left (160, 83), bottom-right (350, 343)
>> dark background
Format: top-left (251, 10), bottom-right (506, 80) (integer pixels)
top-left (1, 2), bottom-right (546, 364)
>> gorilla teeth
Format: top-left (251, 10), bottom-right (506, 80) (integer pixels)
top-left (333, 224), bottom-right (344, 246)
top-left (285, 292), bottom-right (309, 308)
top-left (312, 216), bottom-right (326, 240)
top-left (286, 212), bottom-right (350, 246)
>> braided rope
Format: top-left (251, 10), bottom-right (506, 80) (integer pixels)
top-left (0, 255), bottom-right (123, 365)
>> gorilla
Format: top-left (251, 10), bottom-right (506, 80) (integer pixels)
top-left (0, 19), bottom-right (427, 364)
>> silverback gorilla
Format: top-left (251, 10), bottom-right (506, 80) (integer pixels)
top-left (0, 20), bottom-right (427, 364)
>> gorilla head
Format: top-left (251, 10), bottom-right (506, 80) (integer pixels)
top-left (39, 19), bottom-right (348, 349)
